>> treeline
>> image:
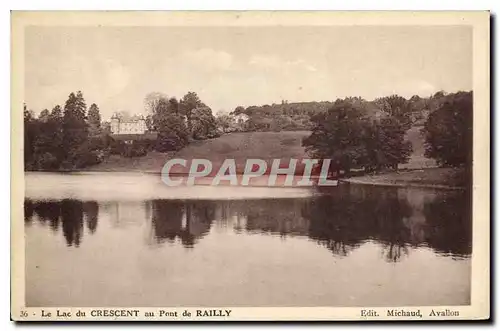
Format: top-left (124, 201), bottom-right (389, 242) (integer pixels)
top-left (143, 91), bottom-right (219, 152)
top-left (24, 91), bottom-right (106, 171)
top-left (229, 91), bottom-right (452, 132)
top-left (302, 91), bottom-right (472, 174)
top-left (24, 90), bottom-right (221, 171)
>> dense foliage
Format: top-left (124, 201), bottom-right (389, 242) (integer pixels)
top-left (25, 92), bottom-right (108, 171)
top-left (146, 91), bottom-right (220, 151)
top-left (302, 98), bottom-right (412, 174)
top-left (25, 89), bottom-right (472, 174)
top-left (422, 91), bottom-right (473, 167)
top-left (229, 92), bottom-right (453, 132)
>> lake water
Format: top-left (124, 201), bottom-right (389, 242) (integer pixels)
top-left (24, 172), bottom-right (471, 307)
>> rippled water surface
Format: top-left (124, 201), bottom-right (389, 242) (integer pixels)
top-left (24, 172), bottom-right (471, 307)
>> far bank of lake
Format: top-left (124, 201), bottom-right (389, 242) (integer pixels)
top-left (341, 168), bottom-right (468, 190)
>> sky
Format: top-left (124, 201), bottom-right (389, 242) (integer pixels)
top-left (25, 26), bottom-right (472, 119)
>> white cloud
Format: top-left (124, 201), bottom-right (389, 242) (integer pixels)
top-left (248, 55), bottom-right (281, 68)
top-left (249, 55), bottom-right (318, 74)
top-left (182, 48), bottom-right (233, 71)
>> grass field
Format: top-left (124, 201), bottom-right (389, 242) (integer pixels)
top-left (88, 127), bottom-right (440, 179)
top-left (400, 125), bottom-right (437, 170)
top-left (175, 131), bottom-right (310, 163)
top-left (88, 131), bottom-right (311, 173)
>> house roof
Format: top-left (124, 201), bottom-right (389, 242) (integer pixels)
top-left (111, 113), bottom-right (145, 122)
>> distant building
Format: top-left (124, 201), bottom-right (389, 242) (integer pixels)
top-left (233, 113), bottom-right (249, 124)
top-left (110, 113), bottom-right (147, 134)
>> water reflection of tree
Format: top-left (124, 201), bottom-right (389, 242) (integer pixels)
top-left (24, 199), bottom-right (34, 225)
top-left (150, 200), bottom-right (214, 248)
top-left (83, 201), bottom-right (99, 234)
top-left (26, 199), bottom-right (61, 231)
top-left (60, 200), bottom-right (85, 247)
top-left (299, 187), bottom-right (411, 259)
top-left (242, 199), bottom-right (310, 237)
top-left (23, 199), bottom-right (100, 247)
top-left (423, 191), bottom-right (472, 257)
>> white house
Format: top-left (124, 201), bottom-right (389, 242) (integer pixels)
top-left (110, 113), bottom-right (147, 134)
top-left (233, 113), bottom-right (249, 124)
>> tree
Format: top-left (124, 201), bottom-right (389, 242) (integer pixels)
top-left (215, 112), bottom-right (234, 133)
top-left (87, 103), bottom-right (102, 136)
top-left (422, 91), bottom-right (472, 167)
top-left (375, 95), bottom-right (413, 130)
top-left (303, 98), bottom-right (412, 175)
top-left (38, 109), bottom-right (50, 122)
top-left (302, 99), bottom-right (369, 174)
top-left (364, 117), bottom-right (412, 171)
top-left (190, 106), bottom-right (219, 139)
top-left (168, 97), bottom-right (180, 115)
top-left (180, 91), bottom-right (205, 136)
top-left (24, 104), bottom-right (37, 169)
top-left (232, 106), bottom-right (246, 115)
top-left (151, 96), bottom-right (189, 151)
top-left (47, 105), bottom-right (64, 164)
top-left (29, 105), bottom-right (65, 170)
top-left (62, 91), bottom-right (89, 167)
top-left (144, 92), bottom-right (168, 114)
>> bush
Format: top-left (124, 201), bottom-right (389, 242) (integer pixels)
top-left (109, 139), bottom-right (125, 155)
top-left (155, 134), bottom-right (186, 152)
top-left (123, 143), bottom-right (147, 157)
top-left (35, 152), bottom-right (59, 170)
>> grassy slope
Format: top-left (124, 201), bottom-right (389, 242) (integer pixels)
top-left (174, 131), bottom-right (310, 165)
top-left (88, 128), bottom-right (458, 186)
top-left (87, 131), bottom-right (311, 173)
top-left (400, 125), bottom-right (437, 170)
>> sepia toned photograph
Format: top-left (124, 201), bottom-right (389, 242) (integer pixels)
top-left (11, 11), bottom-right (490, 321)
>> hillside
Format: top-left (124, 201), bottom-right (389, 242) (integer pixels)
top-left (87, 128), bottom-right (435, 173)
top-left (400, 125), bottom-right (437, 169)
top-left (88, 131), bottom-right (311, 173)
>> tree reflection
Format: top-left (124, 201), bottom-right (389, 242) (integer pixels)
top-left (423, 191), bottom-right (472, 257)
top-left (83, 201), bottom-right (99, 234)
top-left (207, 185), bottom-right (471, 262)
top-left (24, 199), bottom-right (34, 224)
top-left (60, 200), bottom-right (84, 247)
top-left (24, 186), bottom-right (471, 258)
top-left (24, 199), bottom-right (99, 247)
top-left (150, 200), bottom-right (214, 248)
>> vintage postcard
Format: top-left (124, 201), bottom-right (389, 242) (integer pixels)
top-left (11, 11), bottom-right (490, 321)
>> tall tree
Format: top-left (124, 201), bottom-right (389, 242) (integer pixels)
top-left (190, 106), bottom-right (219, 140)
top-left (422, 91), bottom-right (472, 167)
top-left (151, 97), bottom-right (189, 151)
top-left (144, 92), bottom-right (168, 114)
top-left (303, 98), bottom-right (412, 175)
top-left (302, 99), bottom-right (369, 174)
top-left (87, 103), bottom-right (102, 136)
top-left (48, 105), bottom-right (64, 164)
top-left (38, 109), bottom-right (50, 122)
top-left (62, 91), bottom-right (89, 167)
top-left (364, 117), bottom-right (412, 171)
top-left (180, 91), bottom-right (205, 136)
top-left (24, 104), bottom-right (37, 169)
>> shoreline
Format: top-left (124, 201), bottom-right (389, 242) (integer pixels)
top-left (339, 168), bottom-right (467, 191)
top-left (25, 168), bottom-right (466, 191)
top-left (339, 177), bottom-right (465, 191)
